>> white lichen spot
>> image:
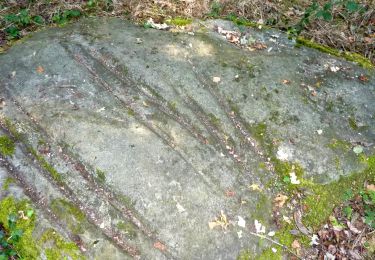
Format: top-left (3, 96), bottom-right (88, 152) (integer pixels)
top-left (254, 219), bottom-right (265, 234)
top-left (238, 216), bottom-right (246, 228)
top-left (276, 145), bottom-right (293, 161)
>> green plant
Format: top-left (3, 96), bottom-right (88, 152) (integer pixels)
top-left (288, 0), bottom-right (364, 37)
top-left (96, 168), bottom-right (106, 184)
top-left (0, 197), bottom-right (36, 259)
top-left (3, 9), bottom-right (44, 39)
top-left (207, 1), bottom-right (223, 18)
top-left (52, 10), bottom-right (81, 25)
top-left (360, 189), bottom-right (375, 228)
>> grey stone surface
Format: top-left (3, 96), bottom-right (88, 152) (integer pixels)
top-left (0, 17), bottom-right (374, 259)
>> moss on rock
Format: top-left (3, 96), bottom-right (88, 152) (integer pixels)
top-left (296, 37), bottom-right (374, 69)
top-left (0, 135), bottom-right (15, 156)
top-left (40, 228), bottom-right (83, 260)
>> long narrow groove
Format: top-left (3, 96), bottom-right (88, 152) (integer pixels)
top-left (189, 61), bottom-right (275, 171)
top-left (63, 44), bottom-right (214, 182)
top-left (2, 93), bottom-right (176, 258)
top-left (184, 95), bottom-right (244, 165)
top-left (0, 121), bottom-right (141, 258)
top-left (74, 43), bottom-right (209, 145)
top-left (0, 153), bottom-right (87, 253)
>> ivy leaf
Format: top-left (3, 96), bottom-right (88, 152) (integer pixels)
top-left (283, 176), bottom-right (291, 183)
top-left (346, 1), bottom-right (359, 12)
top-left (63, 10), bottom-right (81, 19)
top-left (316, 10), bottom-right (333, 21)
top-left (4, 14), bottom-right (19, 23)
top-left (26, 209), bottom-right (34, 218)
top-left (5, 26), bottom-right (20, 38)
top-left (33, 16), bottom-right (44, 25)
top-left (323, 2), bottom-right (333, 11)
top-left (10, 229), bottom-right (23, 242)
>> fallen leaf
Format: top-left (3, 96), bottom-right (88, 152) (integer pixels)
top-left (282, 79), bottom-right (291, 84)
top-left (346, 221), bottom-right (360, 234)
top-left (358, 74), bottom-right (369, 82)
top-left (363, 37), bottom-right (373, 44)
top-left (225, 190), bottom-right (235, 197)
top-left (209, 211), bottom-right (230, 230)
top-left (142, 101), bottom-right (149, 107)
top-left (36, 66), bottom-right (44, 73)
top-left (212, 76), bottom-right (221, 83)
top-left (292, 239), bottom-right (301, 249)
top-left (274, 194), bottom-right (288, 208)
top-left (310, 234), bottom-right (320, 246)
top-left (153, 241), bottom-right (166, 251)
top-left (145, 18), bottom-right (169, 30)
top-left (283, 215), bottom-right (291, 224)
top-left (251, 42), bottom-right (267, 50)
top-left (249, 183), bottom-right (262, 192)
top-left (238, 216), bottom-right (246, 228)
top-left (330, 66), bottom-right (340, 72)
top-left (366, 184), bottom-right (375, 191)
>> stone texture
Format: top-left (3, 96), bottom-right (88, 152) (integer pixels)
top-left (0, 18), bottom-right (374, 259)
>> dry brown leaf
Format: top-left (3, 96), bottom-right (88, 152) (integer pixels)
top-left (282, 79), bottom-right (291, 85)
top-left (251, 42), bottom-right (267, 50)
top-left (209, 211), bottom-right (229, 230)
top-left (292, 239), bottom-right (301, 249)
top-left (225, 190), bottom-right (235, 197)
top-left (153, 241), bottom-right (167, 251)
top-left (36, 66), bottom-right (44, 73)
top-left (363, 37), bottom-right (373, 44)
top-left (249, 183), bottom-right (262, 192)
top-left (358, 74), bottom-right (369, 82)
top-left (366, 184), bottom-right (375, 191)
top-left (274, 194), bottom-right (288, 208)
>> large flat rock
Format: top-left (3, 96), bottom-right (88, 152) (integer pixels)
top-left (0, 18), bottom-right (374, 259)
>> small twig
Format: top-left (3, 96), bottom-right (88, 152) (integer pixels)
top-left (352, 227), bottom-right (366, 250)
top-left (249, 231), bottom-right (303, 260)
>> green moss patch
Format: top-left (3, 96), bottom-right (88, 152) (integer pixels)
top-left (96, 168), bottom-right (106, 184)
top-left (0, 135), bottom-right (15, 156)
top-left (50, 199), bottom-right (85, 234)
top-left (40, 228), bottom-right (83, 260)
top-left (2, 177), bottom-right (15, 191)
top-left (296, 37), bottom-right (374, 69)
top-left (117, 221), bottom-right (137, 239)
top-left (301, 155), bottom-right (375, 229)
top-left (165, 17), bottom-right (192, 26)
top-left (28, 147), bottom-right (63, 183)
